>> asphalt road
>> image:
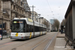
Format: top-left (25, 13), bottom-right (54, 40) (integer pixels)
top-left (0, 32), bottom-right (58, 50)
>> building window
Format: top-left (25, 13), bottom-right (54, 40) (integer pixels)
top-left (14, 5), bottom-right (15, 10)
top-left (16, 0), bottom-right (17, 2)
top-left (21, 2), bottom-right (22, 6)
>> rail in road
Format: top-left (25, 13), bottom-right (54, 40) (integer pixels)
top-left (0, 32), bottom-right (58, 50)
top-left (32, 33), bottom-right (57, 50)
top-left (14, 34), bottom-right (51, 50)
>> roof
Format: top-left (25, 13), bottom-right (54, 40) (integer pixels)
top-left (13, 18), bottom-right (47, 28)
top-left (65, 1), bottom-right (72, 18)
top-left (65, 0), bottom-right (75, 19)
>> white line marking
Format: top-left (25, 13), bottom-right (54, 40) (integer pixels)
top-left (44, 33), bottom-right (58, 50)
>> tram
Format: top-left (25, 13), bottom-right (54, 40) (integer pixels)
top-left (10, 18), bottom-right (47, 39)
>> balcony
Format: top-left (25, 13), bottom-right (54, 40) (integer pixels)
top-left (18, 12), bottom-right (25, 17)
top-left (11, 9), bottom-right (18, 14)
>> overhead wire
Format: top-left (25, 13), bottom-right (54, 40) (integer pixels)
top-left (45, 0), bottom-right (54, 16)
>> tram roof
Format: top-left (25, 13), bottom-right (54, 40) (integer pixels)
top-left (13, 18), bottom-right (47, 28)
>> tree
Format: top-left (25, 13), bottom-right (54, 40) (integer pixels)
top-left (61, 19), bottom-right (66, 26)
top-left (53, 19), bottom-right (60, 31)
top-left (42, 20), bottom-right (50, 28)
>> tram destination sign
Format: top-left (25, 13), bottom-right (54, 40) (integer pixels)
top-left (13, 21), bottom-right (23, 23)
top-left (28, 18), bottom-right (33, 22)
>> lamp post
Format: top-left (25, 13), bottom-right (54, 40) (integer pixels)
top-left (31, 5), bottom-right (35, 37)
top-left (38, 14), bottom-right (41, 25)
top-left (39, 17), bottom-right (43, 35)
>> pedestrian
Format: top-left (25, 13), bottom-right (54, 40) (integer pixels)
top-left (0, 34), bottom-right (2, 40)
top-left (0, 28), bottom-right (2, 40)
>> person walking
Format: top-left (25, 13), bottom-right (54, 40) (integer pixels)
top-left (0, 28), bottom-right (2, 40)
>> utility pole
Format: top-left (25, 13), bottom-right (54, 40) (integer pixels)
top-left (38, 14), bottom-right (41, 25)
top-left (31, 5), bottom-right (35, 37)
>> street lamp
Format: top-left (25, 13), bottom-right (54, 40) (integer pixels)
top-left (39, 17), bottom-right (44, 34)
top-left (37, 14), bottom-right (41, 25)
top-left (31, 5), bottom-right (35, 37)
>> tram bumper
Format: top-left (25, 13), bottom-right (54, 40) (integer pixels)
top-left (11, 36), bottom-right (26, 39)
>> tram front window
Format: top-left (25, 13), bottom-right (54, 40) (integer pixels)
top-left (12, 21), bottom-right (24, 32)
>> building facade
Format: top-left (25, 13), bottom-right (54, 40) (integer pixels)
top-left (65, 0), bottom-right (75, 46)
top-left (50, 19), bottom-right (57, 31)
top-left (31, 11), bottom-right (39, 22)
top-left (0, 0), bottom-right (31, 34)
top-left (50, 19), bottom-right (55, 25)
top-left (39, 17), bottom-right (51, 31)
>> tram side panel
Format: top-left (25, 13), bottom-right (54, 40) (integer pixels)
top-left (11, 32), bottom-right (26, 39)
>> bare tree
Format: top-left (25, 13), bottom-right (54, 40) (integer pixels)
top-left (42, 20), bottom-right (50, 28)
top-left (53, 19), bottom-right (60, 31)
top-left (61, 19), bottom-right (66, 26)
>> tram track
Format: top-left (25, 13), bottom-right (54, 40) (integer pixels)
top-left (44, 33), bottom-right (57, 50)
top-left (13, 34), bottom-right (51, 50)
top-left (0, 39), bottom-right (25, 46)
top-left (0, 35), bottom-right (47, 49)
top-left (32, 38), bottom-right (48, 50)
top-left (16, 35), bottom-right (50, 48)
top-left (0, 32), bottom-right (57, 50)
top-left (31, 33), bottom-right (58, 50)
top-left (0, 39), bottom-right (16, 46)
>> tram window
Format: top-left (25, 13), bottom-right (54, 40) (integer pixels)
top-left (29, 25), bottom-right (33, 32)
top-left (28, 25), bottom-right (30, 32)
top-left (25, 25), bottom-right (33, 32)
top-left (34, 26), bottom-right (39, 32)
top-left (25, 24), bottom-right (46, 32)
top-left (31, 25), bottom-right (33, 32)
top-left (25, 24), bottom-right (28, 32)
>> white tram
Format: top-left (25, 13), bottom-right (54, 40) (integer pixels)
top-left (10, 18), bottom-right (47, 39)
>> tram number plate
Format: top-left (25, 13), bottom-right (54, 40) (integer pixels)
top-left (15, 33), bottom-right (18, 37)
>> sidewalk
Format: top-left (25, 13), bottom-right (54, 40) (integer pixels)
top-left (54, 32), bottom-right (73, 50)
top-left (0, 35), bottom-right (10, 41)
top-left (3, 35), bottom-right (9, 39)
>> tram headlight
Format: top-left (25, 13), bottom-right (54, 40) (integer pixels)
top-left (11, 36), bottom-right (12, 38)
top-left (21, 37), bottom-right (23, 38)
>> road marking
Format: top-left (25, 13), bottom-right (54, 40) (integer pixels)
top-left (0, 35), bottom-right (47, 49)
top-left (32, 39), bottom-right (48, 50)
top-left (54, 46), bottom-right (72, 49)
top-left (31, 34), bottom-right (53, 50)
top-left (44, 33), bottom-right (58, 50)
top-left (4, 42), bottom-right (13, 45)
top-left (0, 33), bottom-right (54, 50)
top-left (0, 41), bottom-right (13, 46)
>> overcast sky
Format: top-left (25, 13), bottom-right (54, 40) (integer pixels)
top-left (27, 0), bottom-right (71, 23)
